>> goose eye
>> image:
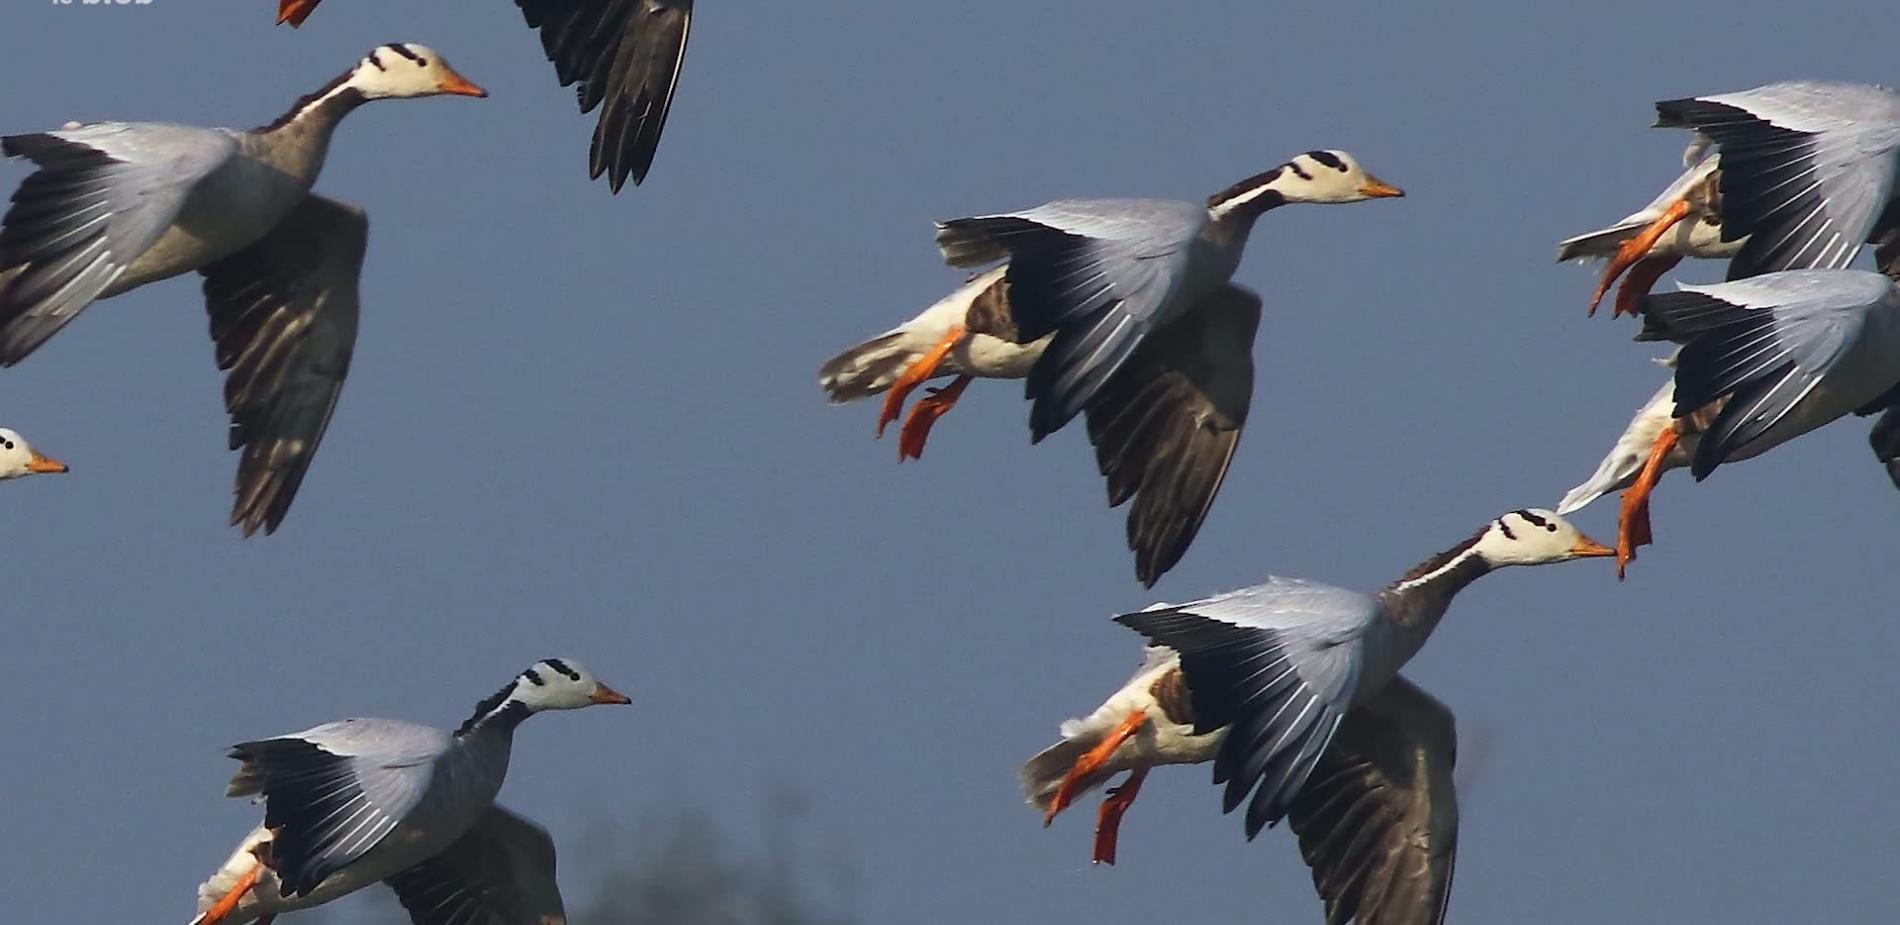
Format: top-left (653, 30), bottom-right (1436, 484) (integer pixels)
top-left (2, 440), bottom-right (12, 450)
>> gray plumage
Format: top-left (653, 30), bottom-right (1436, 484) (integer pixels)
top-left (1637, 269), bottom-right (1900, 478)
top-left (1656, 81), bottom-right (1900, 278)
top-left (1873, 403), bottom-right (1900, 488)
top-left (384, 806), bottom-right (567, 925)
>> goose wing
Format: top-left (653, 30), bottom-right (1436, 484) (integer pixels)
top-left (936, 199), bottom-right (1208, 439)
top-left (1085, 284), bottom-right (1260, 587)
top-left (1656, 81), bottom-right (1900, 277)
top-left (197, 194), bottom-right (366, 537)
top-left (1639, 269), bottom-right (1900, 477)
top-left (1116, 577), bottom-right (1370, 837)
top-left (1288, 676), bottom-right (1459, 925)
top-left (225, 718), bottom-right (448, 899)
top-left (0, 123), bottom-right (236, 361)
top-left (516, 0), bottom-right (693, 192)
top-left (384, 805), bottom-right (567, 925)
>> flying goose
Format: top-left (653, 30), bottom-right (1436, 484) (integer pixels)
top-left (189, 658), bottom-right (630, 925)
top-left (1556, 270), bottom-right (1900, 576)
top-left (276, 0), bottom-right (692, 192)
top-left (1025, 510), bottom-right (1614, 923)
top-left (1592, 81), bottom-right (1900, 305)
top-left (0, 43), bottom-right (486, 536)
top-left (1557, 140), bottom-right (1739, 319)
top-left (0, 427), bottom-right (67, 479)
top-left (822, 150), bottom-right (1402, 586)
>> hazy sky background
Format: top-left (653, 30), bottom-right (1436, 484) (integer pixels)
top-left (2, 3), bottom-right (1896, 922)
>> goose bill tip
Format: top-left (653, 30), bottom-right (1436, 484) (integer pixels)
top-left (1572, 537), bottom-right (1617, 559)
top-left (589, 683), bottom-right (632, 705)
top-left (27, 452), bottom-right (67, 474)
top-left (1360, 178), bottom-right (1405, 199)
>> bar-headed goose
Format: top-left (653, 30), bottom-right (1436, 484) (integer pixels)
top-left (0, 44), bottom-right (485, 536)
top-left (822, 150), bottom-right (1402, 586)
top-left (277, 1), bottom-right (692, 192)
top-left (188, 658), bottom-right (629, 925)
top-left (1025, 510), bottom-right (1613, 922)
top-left (1598, 82), bottom-right (1900, 297)
top-left (0, 427), bottom-right (67, 479)
top-left (1556, 270), bottom-right (1900, 576)
top-left (1557, 140), bottom-right (1739, 319)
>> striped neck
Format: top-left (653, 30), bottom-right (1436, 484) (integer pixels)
top-left (256, 69), bottom-right (368, 136)
top-left (1206, 165), bottom-right (1294, 223)
top-left (455, 683), bottom-right (532, 738)
top-left (1377, 529), bottom-right (1494, 627)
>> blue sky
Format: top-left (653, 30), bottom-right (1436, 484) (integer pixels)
top-left (2, 2), bottom-right (1896, 922)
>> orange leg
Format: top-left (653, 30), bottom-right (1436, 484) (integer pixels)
top-left (1044, 710), bottom-right (1148, 827)
top-left (1616, 427), bottom-right (1680, 580)
top-left (1091, 768), bottom-right (1148, 866)
top-left (1590, 198), bottom-right (1691, 317)
top-left (897, 375), bottom-right (973, 462)
top-left (276, 0), bottom-right (322, 26)
top-left (1613, 254), bottom-right (1682, 320)
top-left (199, 859), bottom-right (263, 925)
top-left (876, 326), bottom-right (965, 441)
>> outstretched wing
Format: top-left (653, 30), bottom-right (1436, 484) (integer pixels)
top-left (1085, 284), bottom-right (1260, 587)
top-left (385, 806), bottom-right (567, 925)
top-left (198, 194), bottom-right (366, 537)
top-left (1641, 270), bottom-right (1899, 477)
top-left (936, 199), bottom-right (1208, 439)
top-left (516, 0), bottom-right (693, 192)
top-left (1117, 577), bottom-right (1370, 837)
top-left (1288, 676), bottom-right (1459, 925)
top-left (226, 719), bottom-right (445, 898)
top-left (0, 123), bottom-right (236, 362)
top-left (1656, 81), bottom-right (1900, 277)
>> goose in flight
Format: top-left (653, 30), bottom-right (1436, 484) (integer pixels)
top-left (1557, 270), bottom-right (1900, 575)
top-left (1024, 510), bottom-right (1614, 923)
top-left (189, 658), bottom-right (629, 925)
top-left (822, 150), bottom-right (1402, 586)
top-left (276, 0), bottom-right (693, 191)
top-left (0, 43), bottom-right (485, 535)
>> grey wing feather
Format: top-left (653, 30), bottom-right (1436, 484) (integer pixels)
top-left (1117, 577), bottom-right (1368, 837)
top-left (1085, 284), bottom-right (1260, 587)
top-left (1656, 82), bottom-right (1900, 277)
top-left (0, 123), bottom-right (236, 362)
top-left (934, 199), bottom-right (1206, 440)
top-left (384, 806), bottom-right (567, 925)
top-left (1289, 676), bottom-right (1458, 925)
top-left (516, 0), bottom-right (692, 192)
top-left (227, 718), bottom-right (446, 898)
top-left (1642, 270), bottom-right (1899, 476)
top-left (199, 194), bottom-right (366, 537)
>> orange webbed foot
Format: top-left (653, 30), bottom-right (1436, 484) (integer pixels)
top-left (1091, 768), bottom-right (1148, 866)
top-left (277, 0), bottom-right (321, 27)
top-left (1616, 426), bottom-right (1680, 580)
top-left (1590, 198), bottom-right (1692, 317)
top-left (1044, 710), bottom-right (1147, 828)
top-left (1613, 255), bottom-right (1682, 320)
top-left (897, 375), bottom-right (972, 462)
top-left (199, 859), bottom-right (264, 925)
top-left (875, 325), bottom-right (965, 441)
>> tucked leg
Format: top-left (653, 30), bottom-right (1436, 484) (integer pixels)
top-left (897, 375), bottom-right (973, 462)
top-left (1617, 426), bottom-right (1680, 579)
top-left (1043, 710), bottom-right (1148, 827)
top-left (1091, 768), bottom-right (1149, 866)
top-left (875, 325), bottom-right (965, 440)
top-left (1590, 199), bottom-right (1691, 317)
top-left (198, 858), bottom-right (264, 925)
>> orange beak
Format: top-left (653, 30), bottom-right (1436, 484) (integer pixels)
top-left (276, 0), bottom-right (321, 27)
top-left (588, 683), bottom-right (632, 705)
top-left (1571, 536), bottom-right (1617, 559)
top-left (437, 70), bottom-right (489, 99)
top-left (1359, 176), bottom-right (1405, 199)
top-left (26, 451), bottom-right (68, 474)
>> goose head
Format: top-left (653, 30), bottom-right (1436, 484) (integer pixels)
top-left (1275, 150), bottom-right (1405, 203)
top-left (1469, 509), bottom-right (1615, 567)
top-left (0, 429), bottom-right (68, 480)
top-left (346, 44), bottom-right (487, 101)
top-left (511, 658), bottom-right (632, 711)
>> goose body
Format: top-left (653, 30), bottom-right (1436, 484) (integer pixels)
top-left (277, 0), bottom-right (693, 191)
top-left (1559, 270), bottom-right (1900, 575)
top-left (188, 659), bottom-right (628, 925)
top-left (828, 150), bottom-right (1401, 586)
top-left (0, 44), bottom-right (485, 535)
top-left (1030, 511), bottom-right (1613, 921)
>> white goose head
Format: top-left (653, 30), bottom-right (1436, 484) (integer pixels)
top-left (1208, 150), bottom-right (1403, 219)
top-left (345, 43), bottom-right (488, 101)
top-left (458, 658), bottom-right (630, 736)
top-left (0, 428), bottom-right (68, 480)
top-left (1469, 509), bottom-right (1615, 567)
